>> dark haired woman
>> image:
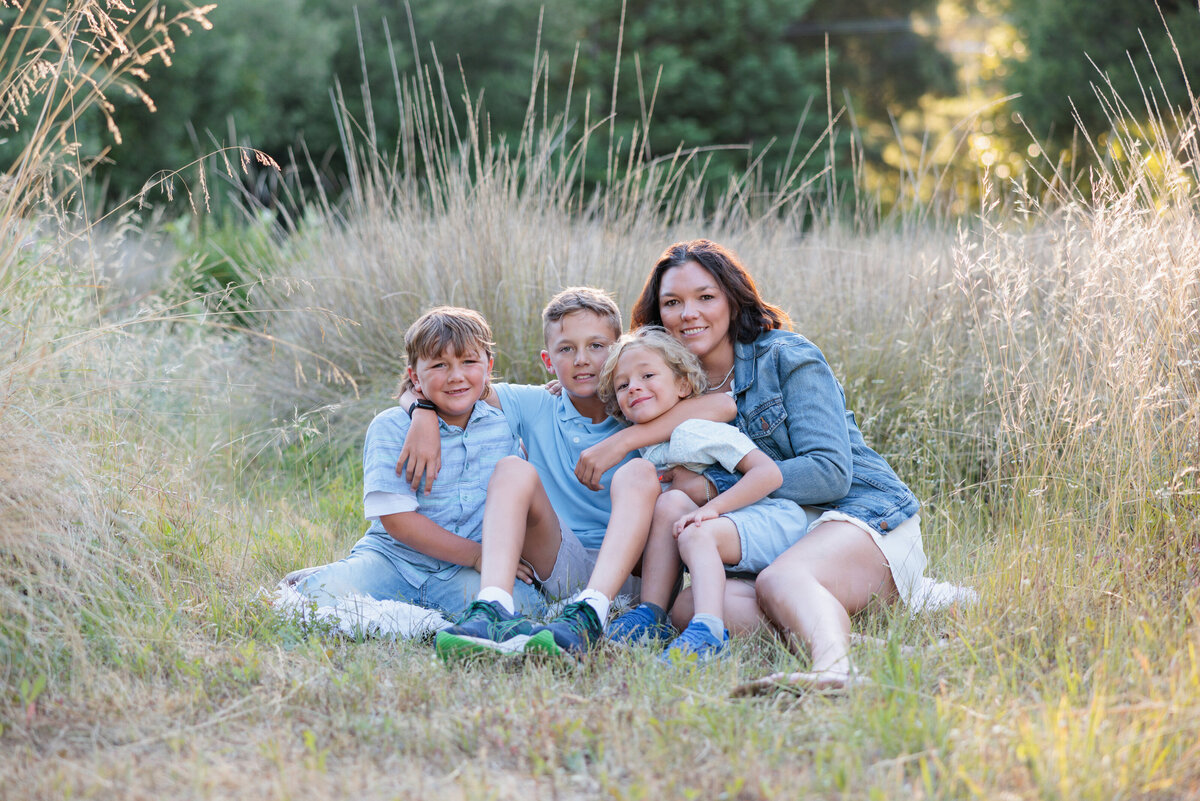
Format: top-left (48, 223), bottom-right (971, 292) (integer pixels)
top-left (578, 239), bottom-right (927, 688)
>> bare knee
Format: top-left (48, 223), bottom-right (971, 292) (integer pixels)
top-left (676, 523), bottom-right (717, 560)
top-left (757, 560), bottom-right (811, 609)
top-left (487, 455), bottom-right (538, 491)
top-left (612, 458), bottom-right (660, 498)
top-left (653, 489), bottom-right (697, 524)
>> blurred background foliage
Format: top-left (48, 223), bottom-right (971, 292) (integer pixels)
top-left (7, 0), bottom-right (1197, 213)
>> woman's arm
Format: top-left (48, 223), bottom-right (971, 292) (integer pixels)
top-left (768, 343), bottom-right (854, 505)
top-left (573, 391), bottom-right (737, 490)
top-left (379, 511), bottom-right (483, 571)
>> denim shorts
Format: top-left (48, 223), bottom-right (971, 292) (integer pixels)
top-left (724, 498), bottom-right (818, 575)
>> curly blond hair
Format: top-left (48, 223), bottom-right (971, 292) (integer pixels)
top-left (598, 326), bottom-right (708, 423)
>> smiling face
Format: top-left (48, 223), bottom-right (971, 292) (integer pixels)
top-left (657, 260), bottom-right (734, 367)
top-left (407, 344), bottom-right (492, 428)
top-left (541, 310), bottom-right (619, 400)
top-left (611, 345), bottom-right (691, 425)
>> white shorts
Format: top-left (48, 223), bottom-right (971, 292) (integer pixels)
top-left (808, 510), bottom-right (927, 607)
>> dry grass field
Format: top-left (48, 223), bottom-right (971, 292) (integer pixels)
top-left (2, 2), bottom-right (1198, 798)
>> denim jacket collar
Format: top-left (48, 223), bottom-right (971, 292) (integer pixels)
top-left (732, 336), bottom-right (758, 395)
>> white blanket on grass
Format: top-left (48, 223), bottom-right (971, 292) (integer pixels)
top-left (270, 566), bottom-right (978, 640)
top-left (270, 566), bottom-right (452, 640)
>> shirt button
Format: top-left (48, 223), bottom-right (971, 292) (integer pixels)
top-left (573, 437), bottom-right (580, 443)
top-left (759, 418), bottom-right (768, 431)
top-left (880, 520), bottom-right (889, 531)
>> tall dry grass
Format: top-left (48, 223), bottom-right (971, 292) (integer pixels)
top-left (3, 2), bottom-right (1200, 798)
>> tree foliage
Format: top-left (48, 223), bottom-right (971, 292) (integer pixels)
top-left (1004, 0), bottom-right (1200, 157)
top-left (52, 0), bottom-right (954, 202)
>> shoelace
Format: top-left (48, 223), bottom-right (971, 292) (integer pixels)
top-left (559, 602), bottom-right (595, 633)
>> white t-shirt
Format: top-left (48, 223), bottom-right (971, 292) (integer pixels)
top-left (640, 418), bottom-right (756, 475)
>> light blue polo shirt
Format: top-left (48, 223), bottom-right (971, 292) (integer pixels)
top-left (350, 401), bottom-right (520, 586)
top-left (493, 383), bottom-right (633, 549)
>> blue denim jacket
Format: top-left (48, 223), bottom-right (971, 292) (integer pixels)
top-left (707, 329), bottom-right (918, 535)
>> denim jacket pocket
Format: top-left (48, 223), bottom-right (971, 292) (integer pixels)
top-left (743, 396), bottom-right (788, 460)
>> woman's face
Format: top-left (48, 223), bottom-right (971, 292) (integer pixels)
top-left (658, 260), bottom-right (733, 363)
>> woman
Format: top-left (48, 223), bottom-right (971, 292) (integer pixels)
top-left (577, 239), bottom-right (927, 688)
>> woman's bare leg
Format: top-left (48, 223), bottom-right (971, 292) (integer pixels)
top-left (754, 520), bottom-right (896, 688)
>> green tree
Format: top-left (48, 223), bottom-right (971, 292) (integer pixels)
top-left (86, 0), bottom-right (957, 204)
top-left (1004, 0), bottom-right (1200, 157)
top-left (104, 0), bottom-right (341, 200)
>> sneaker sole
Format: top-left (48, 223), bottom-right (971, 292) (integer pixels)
top-left (522, 629), bottom-right (575, 659)
top-left (435, 631), bottom-right (531, 662)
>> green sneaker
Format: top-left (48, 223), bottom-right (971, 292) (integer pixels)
top-left (524, 600), bottom-right (604, 659)
top-left (435, 600), bottom-right (533, 662)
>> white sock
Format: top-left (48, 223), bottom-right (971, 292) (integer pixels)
top-left (476, 586), bottom-right (515, 615)
top-left (572, 588), bottom-right (611, 623)
top-left (691, 613), bottom-right (726, 641)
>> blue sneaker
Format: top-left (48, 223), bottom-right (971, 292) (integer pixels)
top-left (435, 600), bottom-right (532, 662)
top-left (608, 602), bottom-right (674, 645)
top-left (659, 619), bottom-right (729, 665)
top-left (524, 600), bottom-right (604, 658)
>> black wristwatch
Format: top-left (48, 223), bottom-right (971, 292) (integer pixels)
top-left (407, 399), bottom-right (437, 417)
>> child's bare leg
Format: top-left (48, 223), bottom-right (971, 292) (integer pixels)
top-left (585, 458), bottom-right (662, 599)
top-left (755, 521), bottom-right (896, 688)
top-left (675, 517), bottom-right (741, 620)
top-left (635, 489), bottom-right (694, 608)
top-left (480, 456), bottom-right (563, 593)
top-left (670, 579), bottom-right (763, 634)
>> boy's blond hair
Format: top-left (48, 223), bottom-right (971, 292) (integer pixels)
top-left (541, 286), bottom-right (623, 343)
top-left (396, 306), bottom-right (495, 395)
top-left (598, 326), bottom-right (708, 423)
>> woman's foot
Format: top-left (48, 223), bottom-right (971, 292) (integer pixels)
top-left (730, 667), bottom-right (868, 697)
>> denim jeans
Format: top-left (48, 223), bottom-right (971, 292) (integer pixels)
top-left (295, 550), bottom-right (547, 618)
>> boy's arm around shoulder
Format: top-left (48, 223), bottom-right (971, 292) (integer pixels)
top-left (378, 511), bottom-right (483, 571)
top-left (573, 391), bottom-right (736, 490)
top-left (393, 387), bottom-right (503, 495)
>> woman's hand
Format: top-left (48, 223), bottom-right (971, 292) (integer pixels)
top-left (575, 435), bottom-right (629, 490)
top-left (544, 379), bottom-right (562, 396)
top-left (673, 506), bottom-right (720, 537)
top-left (396, 413), bottom-right (442, 494)
top-left (661, 467), bottom-right (715, 507)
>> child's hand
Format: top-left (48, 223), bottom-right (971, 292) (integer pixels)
top-left (673, 507), bottom-right (719, 538)
top-left (575, 437), bottom-right (627, 491)
top-left (543, 379), bottom-right (562, 396)
top-left (515, 558), bottom-right (536, 585)
top-left (396, 415), bottom-right (442, 494)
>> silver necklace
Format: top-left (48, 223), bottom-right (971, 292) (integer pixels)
top-left (708, 364), bottom-right (734, 393)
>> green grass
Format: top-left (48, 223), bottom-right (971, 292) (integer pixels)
top-left (3, 1), bottom-right (1200, 798)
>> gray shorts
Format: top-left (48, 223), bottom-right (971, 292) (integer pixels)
top-left (533, 524), bottom-right (641, 602)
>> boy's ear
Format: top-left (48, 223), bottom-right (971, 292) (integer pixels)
top-left (540, 350), bottom-right (555, 373)
top-left (407, 365), bottom-right (420, 392)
